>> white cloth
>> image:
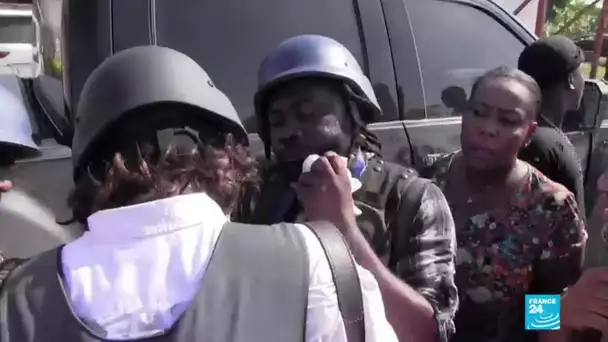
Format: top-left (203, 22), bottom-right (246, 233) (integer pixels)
top-left (62, 193), bottom-right (398, 341)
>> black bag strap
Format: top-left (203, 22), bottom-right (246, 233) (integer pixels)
top-left (0, 257), bottom-right (27, 291)
top-left (304, 221), bottom-right (365, 342)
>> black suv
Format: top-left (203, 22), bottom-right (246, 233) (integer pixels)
top-left (32, 0), bottom-right (536, 164)
top-left (5, 0), bottom-right (608, 258)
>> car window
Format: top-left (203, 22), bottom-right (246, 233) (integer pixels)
top-left (0, 16), bottom-right (33, 44)
top-left (155, 0), bottom-right (366, 133)
top-left (406, 0), bottom-right (527, 119)
top-left (563, 82), bottom-right (601, 132)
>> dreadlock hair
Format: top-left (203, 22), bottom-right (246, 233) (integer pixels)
top-left (340, 83), bottom-right (382, 156)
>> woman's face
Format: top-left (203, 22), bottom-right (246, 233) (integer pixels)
top-left (461, 77), bottom-right (538, 171)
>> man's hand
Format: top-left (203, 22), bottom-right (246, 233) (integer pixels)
top-left (0, 180), bottom-right (11, 193)
top-left (561, 267), bottom-right (608, 332)
top-left (292, 152), bottom-right (356, 232)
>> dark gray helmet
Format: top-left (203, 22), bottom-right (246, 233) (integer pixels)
top-left (0, 83), bottom-right (39, 153)
top-left (72, 45), bottom-right (246, 180)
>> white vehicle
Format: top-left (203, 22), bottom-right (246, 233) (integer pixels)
top-left (0, 3), bottom-right (35, 78)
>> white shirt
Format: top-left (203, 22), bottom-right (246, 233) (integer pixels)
top-left (62, 193), bottom-right (398, 341)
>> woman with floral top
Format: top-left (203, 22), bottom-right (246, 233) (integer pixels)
top-left (422, 66), bottom-right (587, 342)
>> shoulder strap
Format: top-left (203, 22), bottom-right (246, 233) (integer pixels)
top-left (0, 258), bottom-right (27, 291)
top-left (303, 221), bottom-right (365, 342)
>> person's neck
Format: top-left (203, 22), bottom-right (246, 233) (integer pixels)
top-left (464, 162), bottom-right (517, 192)
top-left (540, 97), bottom-right (565, 128)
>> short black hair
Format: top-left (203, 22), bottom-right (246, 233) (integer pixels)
top-left (518, 35), bottom-right (584, 89)
top-left (470, 66), bottom-right (542, 118)
top-left (441, 86), bottom-right (468, 110)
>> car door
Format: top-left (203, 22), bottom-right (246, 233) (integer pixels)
top-left (385, 0), bottom-right (535, 170)
top-left (563, 80), bottom-right (603, 184)
top-left (582, 80), bottom-right (608, 217)
top-left (573, 80), bottom-right (608, 269)
top-left (153, 0), bottom-right (406, 160)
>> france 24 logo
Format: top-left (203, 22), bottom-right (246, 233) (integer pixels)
top-left (525, 294), bottom-right (560, 330)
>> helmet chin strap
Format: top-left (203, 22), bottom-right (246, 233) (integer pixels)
top-left (86, 126), bottom-right (205, 184)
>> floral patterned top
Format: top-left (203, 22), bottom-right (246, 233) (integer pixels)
top-left (423, 152), bottom-right (587, 342)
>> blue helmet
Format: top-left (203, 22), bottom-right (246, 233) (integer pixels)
top-left (0, 83), bottom-right (39, 153)
top-left (254, 35), bottom-right (382, 147)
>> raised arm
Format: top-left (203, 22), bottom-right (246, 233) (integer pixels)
top-left (293, 153), bottom-right (458, 341)
top-left (334, 182), bottom-right (458, 341)
top-left (385, 182), bottom-right (458, 341)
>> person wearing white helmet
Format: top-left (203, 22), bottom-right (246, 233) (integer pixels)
top-left (0, 82), bottom-right (40, 259)
top-left (0, 82), bottom-right (40, 190)
top-left (0, 84), bottom-right (39, 156)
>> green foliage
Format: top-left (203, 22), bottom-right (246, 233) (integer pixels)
top-left (546, 0), bottom-right (600, 39)
top-left (50, 57), bottom-right (62, 77)
top-left (548, 0), bottom-right (570, 20)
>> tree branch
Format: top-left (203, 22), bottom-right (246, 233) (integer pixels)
top-left (556, 0), bottom-right (602, 35)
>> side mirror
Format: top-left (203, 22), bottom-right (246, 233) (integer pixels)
top-left (563, 80), bottom-right (602, 132)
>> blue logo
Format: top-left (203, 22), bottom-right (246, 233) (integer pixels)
top-left (525, 294), bottom-right (560, 330)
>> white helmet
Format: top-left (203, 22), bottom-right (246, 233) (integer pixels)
top-left (0, 83), bottom-right (38, 152)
